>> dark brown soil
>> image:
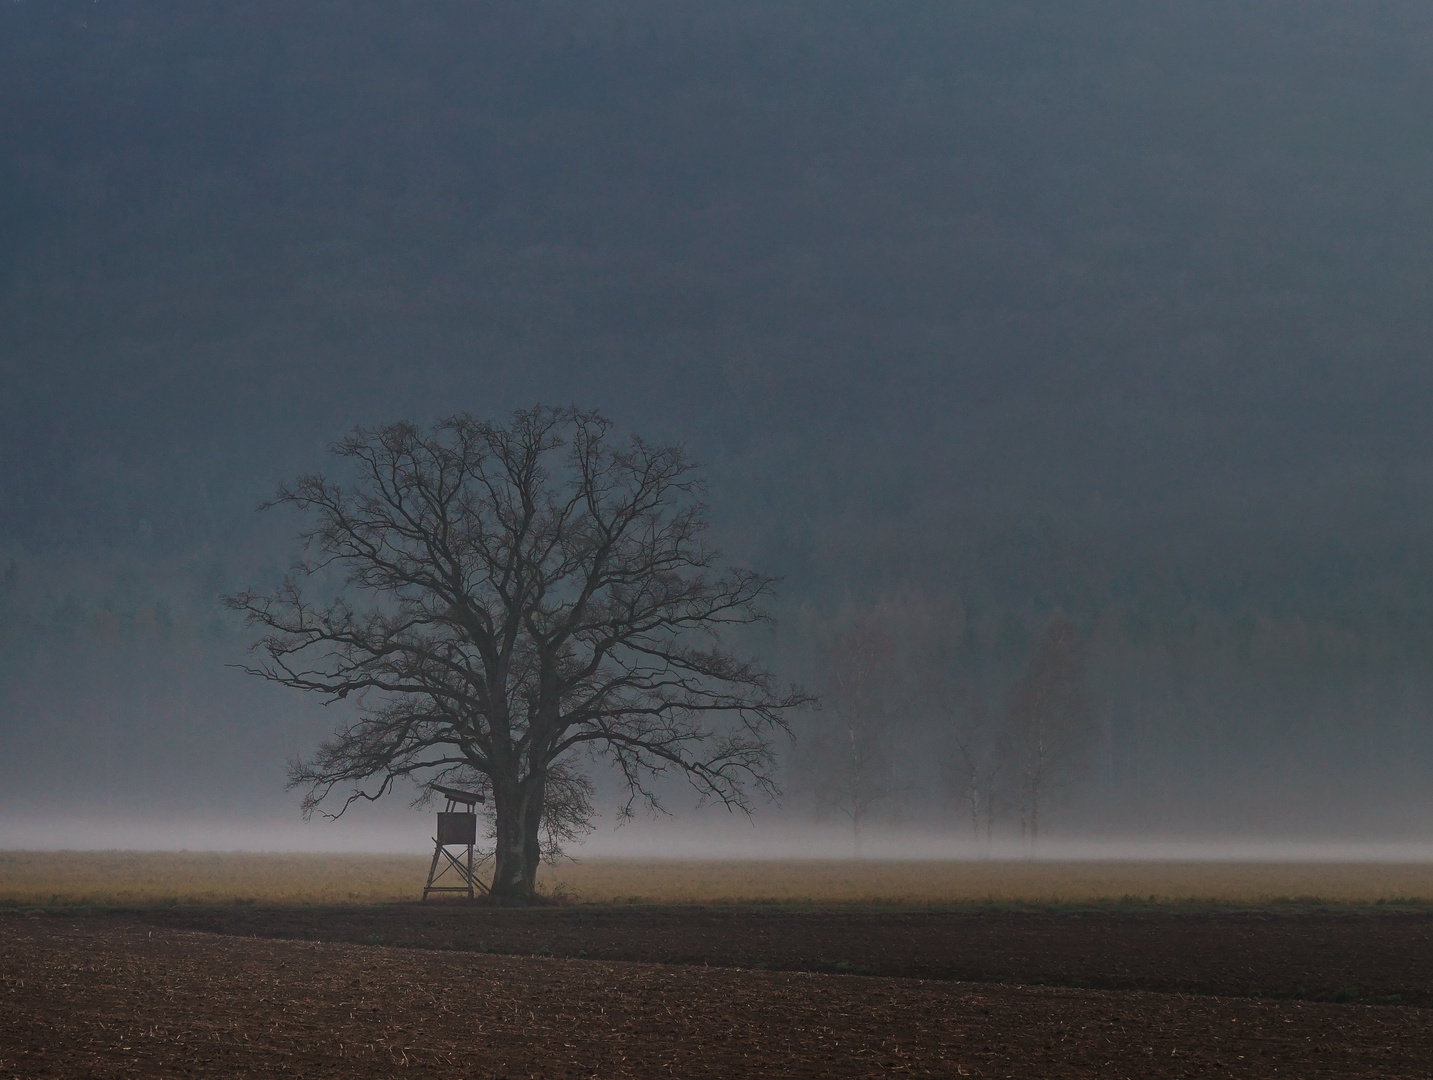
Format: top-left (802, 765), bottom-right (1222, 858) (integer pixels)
top-left (129, 902), bottom-right (1433, 1007)
top-left (5, 916), bottom-right (1433, 1078)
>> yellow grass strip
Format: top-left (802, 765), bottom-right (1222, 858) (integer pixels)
top-left (5, 851), bottom-right (1433, 906)
top-left (541, 858), bottom-right (1433, 905)
top-left (0, 851), bottom-right (430, 906)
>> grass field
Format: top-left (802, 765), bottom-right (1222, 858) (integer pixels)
top-left (542, 858), bottom-right (1433, 906)
top-left (5, 851), bottom-right (1433, 906)
top-left (0, 852), bottom-right (430, 906)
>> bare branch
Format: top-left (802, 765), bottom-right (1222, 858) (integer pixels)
top-left (228, 407), bottom-right (811, 901)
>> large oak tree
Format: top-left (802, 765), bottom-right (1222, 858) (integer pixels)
top-left (229, 407), bottom-right (808, 902)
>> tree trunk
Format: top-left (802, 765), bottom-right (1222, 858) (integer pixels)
top-left (489, 779), bottom-right (535, 904)
top-left (520, 776), bottom-right (545, 896)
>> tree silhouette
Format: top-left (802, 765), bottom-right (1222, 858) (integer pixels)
top-left (229, 407), bottom-right (809, 902)
top-left (1003, 614), bottom-right (1095, 843)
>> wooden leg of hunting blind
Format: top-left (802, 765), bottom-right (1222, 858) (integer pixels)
top-left (422, 839), bottom-right (486, 899)
top-left (423, 843), bottom-right (444, 899)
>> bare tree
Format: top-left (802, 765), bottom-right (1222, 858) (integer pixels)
top-left (813, 617), bottom-right (896, 858)
top-left (939, 693), bottom-right (1006, 845)
top-left (1002, 613), bottom-right (1095, 843)
top-left (228, 408), bottom-right (810, 903)
top-left (908, 603), bottom-right (1007, 846)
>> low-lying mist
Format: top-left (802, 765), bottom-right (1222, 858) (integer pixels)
top-left (9, 811), bottom-right (1433, 866)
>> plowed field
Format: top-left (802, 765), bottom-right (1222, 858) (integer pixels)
top-left (3, 915), bottom-right (1433, 1078)
top-left (139, 902), bottom-right (1433, 1006)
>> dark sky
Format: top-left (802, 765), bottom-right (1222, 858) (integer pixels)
top-left (5, 0), bottom-right (1433, 845)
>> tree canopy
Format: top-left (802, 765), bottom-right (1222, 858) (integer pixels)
top-left (229, 407), bottom-right (809, 901)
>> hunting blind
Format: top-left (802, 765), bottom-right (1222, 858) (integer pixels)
top-left (422, 784), bottom-right (487, 900)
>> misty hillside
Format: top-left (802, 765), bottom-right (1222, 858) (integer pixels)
top-left (4, 0), bottom-right (1433, 838)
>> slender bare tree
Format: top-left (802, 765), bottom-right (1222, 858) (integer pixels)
top-left (813, 617), bottom-right (896, 858)
top-left (908, 603), bottom-right (1007, 846)
top-left (1002, 613), bottom-right (1094, 843)
top-left (228, 407), bottom-right (810, 903)
top-left (939, 693), bottom-right (1006, 845)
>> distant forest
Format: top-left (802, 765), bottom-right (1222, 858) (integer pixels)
top-left (5, 0), bottom-right (1433, 838)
